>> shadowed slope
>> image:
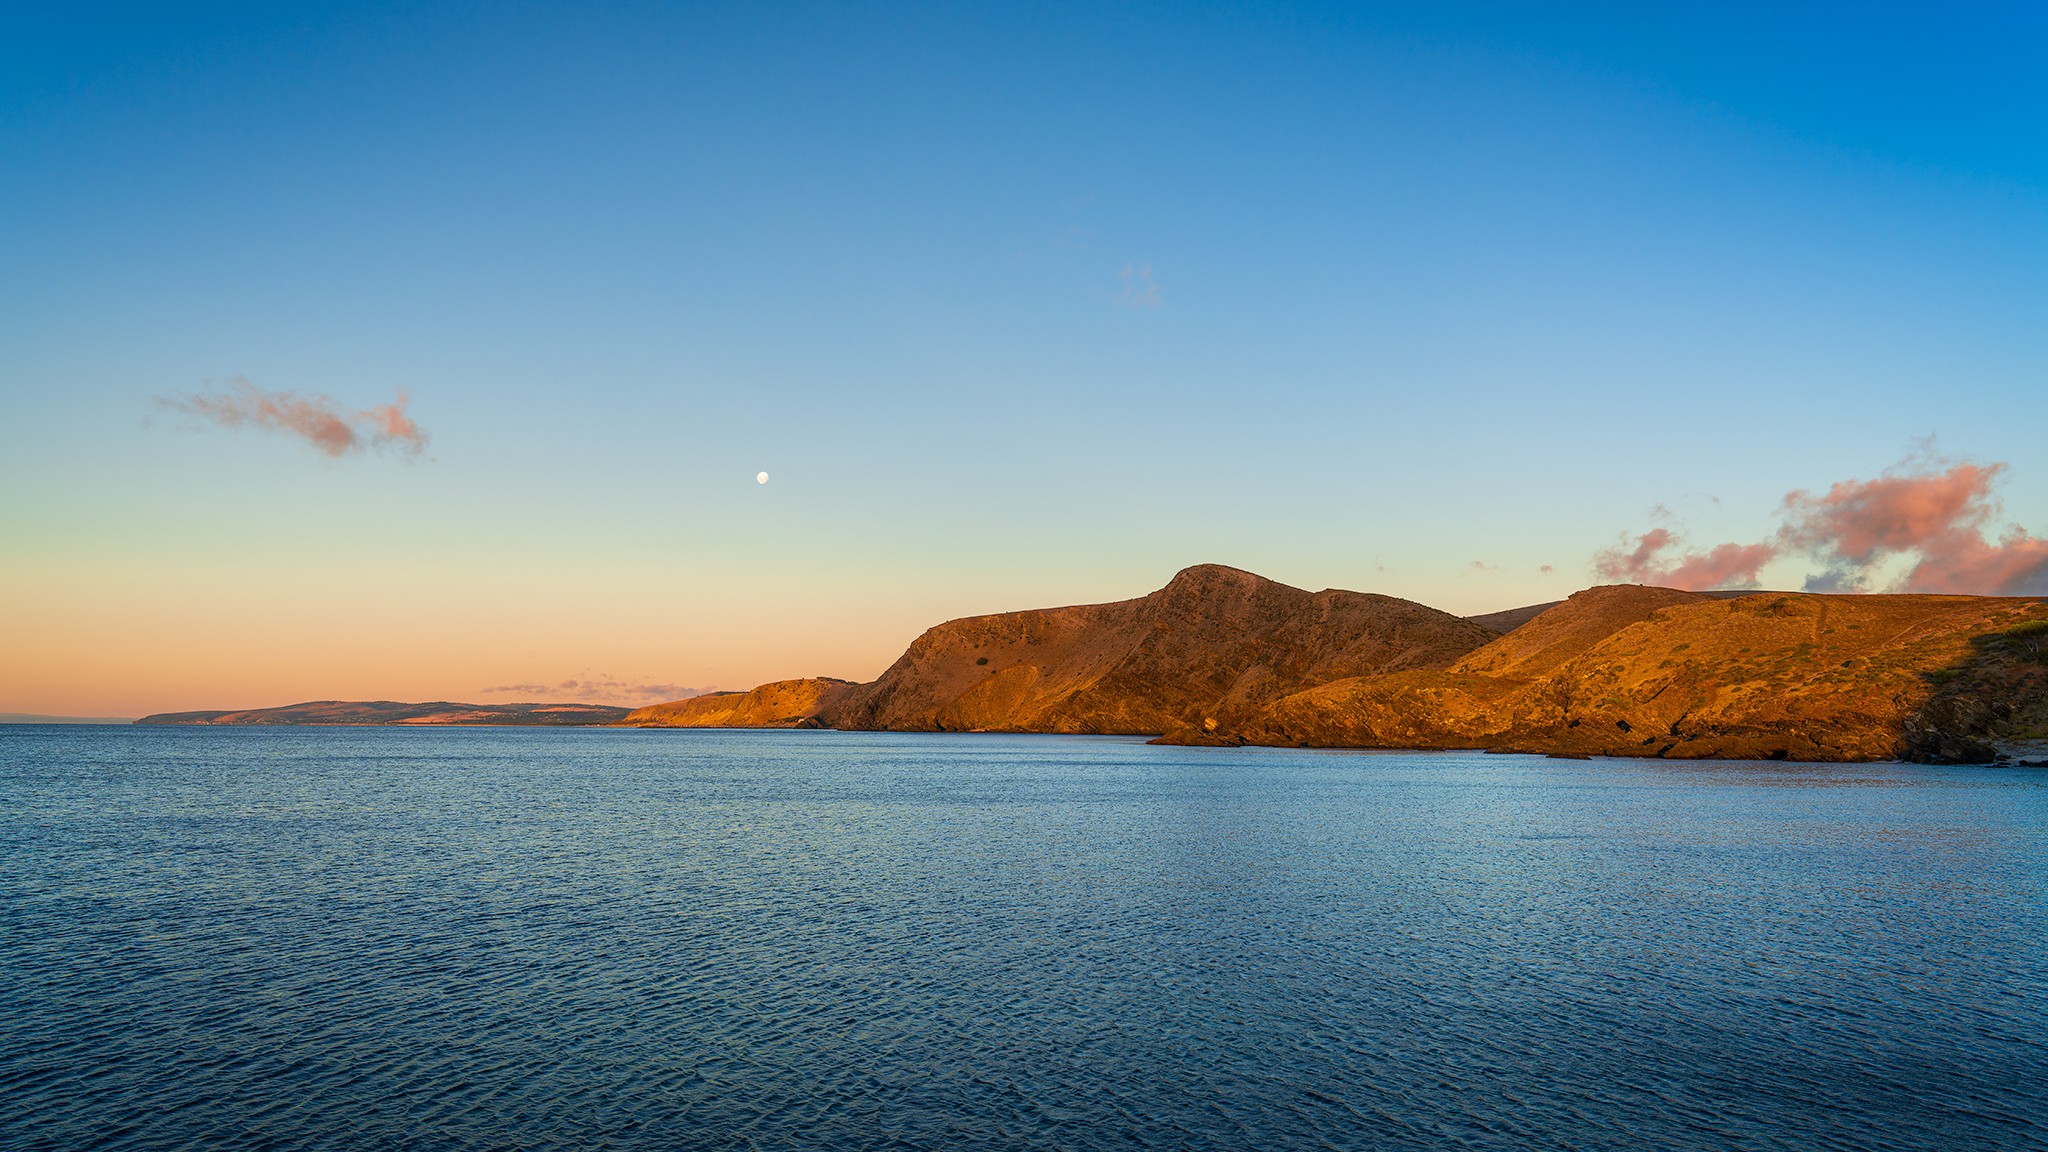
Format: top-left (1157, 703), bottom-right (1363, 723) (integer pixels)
top-left (824, 564), bottom-right (1498, 735)
top-left (1462, 601), bottom-right (1563, 635)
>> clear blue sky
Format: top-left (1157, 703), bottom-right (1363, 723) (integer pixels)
top-left (3, 2), bottom-right (2045, 713)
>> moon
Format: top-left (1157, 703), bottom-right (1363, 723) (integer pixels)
top-left (756, 471), bottom-right (769, 485)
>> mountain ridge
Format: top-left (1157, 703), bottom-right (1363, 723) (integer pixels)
top-left (127, 565), bottom-right (2048, 762)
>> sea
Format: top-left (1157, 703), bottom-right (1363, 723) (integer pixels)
top-left (2, 726), bottom-right (2044, 1151)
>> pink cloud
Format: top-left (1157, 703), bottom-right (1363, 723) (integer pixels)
top-left (1594, 457), bottom-right (2048, 597)
top-left (158, 377), bottom-right (429, 459)
top-left (1780, 462), bottom-right (1999, 566)
top-left (1904, 528), bottom-right (2048, 595)
top-left (1593, 529), bottom-right (1775, 591)
top-left (1777, 462), bottom-right (2048, 594)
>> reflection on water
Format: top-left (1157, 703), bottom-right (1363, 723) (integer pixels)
top-left (2, 727), bottom-right (2044, 1150)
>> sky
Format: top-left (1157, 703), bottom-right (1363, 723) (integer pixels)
top-left (3, 2), bottom-right (2046, 716)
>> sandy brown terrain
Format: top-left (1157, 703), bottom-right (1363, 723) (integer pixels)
top-left (822, 564), bottom-right (1498, 735)
top-left (620, 678), bottom-right (854, 728)
top-left (1222, 586), bottom-right (2048, 762)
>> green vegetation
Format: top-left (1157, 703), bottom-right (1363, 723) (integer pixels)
top-left (2004, 619), bottom-right (2048, 662)
top-left (1969, 618), bottom-right (2048, 664)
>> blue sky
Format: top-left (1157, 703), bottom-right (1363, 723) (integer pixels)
top-left (3, 2), bottom-right (2045, 713)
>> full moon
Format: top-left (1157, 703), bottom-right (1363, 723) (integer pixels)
top-left (756, 471), bottom-right (769, 485)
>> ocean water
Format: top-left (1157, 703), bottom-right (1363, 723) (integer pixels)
top-left (2, 727), bottom-right (2045, 1151)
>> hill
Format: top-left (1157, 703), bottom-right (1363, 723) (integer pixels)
top-left (821, 564), bottom-right (1498, 736)
top-left (620, 679), bottom-right (854, 727)
top-left (134, 701), bottom-right (630, 726)
top-left (1225, 587), bottom-right (2048, 762)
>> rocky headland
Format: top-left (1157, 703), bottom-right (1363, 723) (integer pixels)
top-left (795, 565), bottom-right (2042, 762)
top-left (137, 564), bottom-right (2048, 762)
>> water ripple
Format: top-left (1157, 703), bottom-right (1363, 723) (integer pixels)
top-left (2, 727), bottom-right (2044, 1150)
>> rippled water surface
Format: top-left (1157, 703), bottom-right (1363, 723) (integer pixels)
top-left (3, 727), bottom-right (2046, 1150)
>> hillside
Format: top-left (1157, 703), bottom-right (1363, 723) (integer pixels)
top-left (1462, 601), bottom-right (1562, 634)
top-left (620, 679), bottom-right (854, 727)
top-left (135, 700), bottom-right (630, 726)
top-left (822, 564), bottom-right (1498, 735)
top-left (1225, 588), bottom-right (2048, 762)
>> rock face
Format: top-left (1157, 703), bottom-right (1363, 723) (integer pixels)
top-left (1229, 587), bottom-right (2048, 762)
top-left (620, 678), bottom-right (855, 728)
top-left (135, 701), bottom-right (631, 725)
top-left (821, 564), bottom-right (1498, 736)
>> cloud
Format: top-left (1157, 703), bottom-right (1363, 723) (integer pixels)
top-left (1594, 529), bottom-right (1777, 591)
top-left (157, 376), bottom-right (429, 458)
top-left (1120, 261), bottom-right (1161, 308)
top-left (1778, 461), bottom-right (2048, 594)
top-left (1593, 456), bottom-right (2048, 596)
top-left (479, 676), bottom-right (707, 703)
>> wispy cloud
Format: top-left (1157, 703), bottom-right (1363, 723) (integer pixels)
top-left (479, 676), bottom-right (707, 704)
top-left (1593, 455), bottom-right (2048, 596)
top-left (157, 376), bottom-right (429, 459)
top-left (1120, 261), bottom-right (1161, 308)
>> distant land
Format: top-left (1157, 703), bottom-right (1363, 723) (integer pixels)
top-left (135, 701), bottom-right (630, 726)
top-left (138, 564), bottom-right (2048, 763)
top-left (1, 714), bottom-right (138, 725)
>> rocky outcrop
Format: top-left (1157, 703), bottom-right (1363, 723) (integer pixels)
top-left (620, 678), bottom-right (855, 728)
top-left (821, 564), bottom-right (1498, 736)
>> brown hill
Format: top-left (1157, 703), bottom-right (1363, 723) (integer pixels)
top-left (1228, 589), bottom-right (2048, 762)
top-left (1452, 585), bottom-right (1708, 678)
top-left (620, 679), bottom-right (854, 728)
top-left (135, 700), bottom-right (630, 726)
top-left (822, 564), bottom-right (1498, 736)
